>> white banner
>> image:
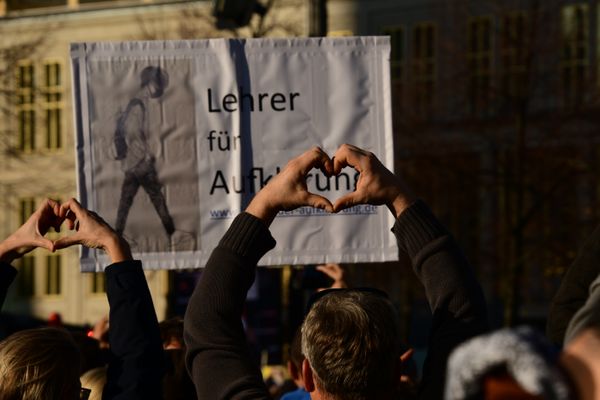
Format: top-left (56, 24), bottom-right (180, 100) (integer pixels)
top-left (70, 37), bottom-right (396, 271)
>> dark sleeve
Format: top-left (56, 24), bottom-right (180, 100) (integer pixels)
top-left (102, 260), bottom-right (165, 400)
top-left (392, 200), bottom-right (488, 400)
top-left (0, 262), bottom-right (17, 310)
top-left (564, 273), bottom-right (600, 343)
top-left (184, 213), bottom-right (276, 400)
top-left (547, 223), bottom-right (600, 346)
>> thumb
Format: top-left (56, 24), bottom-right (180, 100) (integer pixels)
top-left (400, 348), bottom-right (414, 364)
top-left (305, 194), bottom-right (333, 213)
top-left (35, 237), bottom-right (56, 253)
top-left (53, 235), bottom-right (81, 251)
top-left (333, 193), bottom-right (360, 213)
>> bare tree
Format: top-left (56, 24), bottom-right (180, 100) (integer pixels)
top-left (0, 25), bottom-right (46, 158)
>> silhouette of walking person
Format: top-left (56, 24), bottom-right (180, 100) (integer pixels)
top-left (114, 66), bottom-right (175, 241)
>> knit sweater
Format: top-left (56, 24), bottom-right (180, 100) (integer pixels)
top-left (184, 200), bottom-right (488, 400)
top-left (547, 223), bottom-right (600, 346)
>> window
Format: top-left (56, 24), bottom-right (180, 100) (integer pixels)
top-left (6, 0), bottom-right (66, 11)
top-left (387, 27), bottom-right (405, 81)
top-left (42, 61), bottom-right (63, 150)
top-left (467, 16), bottom-right (493, 115)
top-left (19, 197), bottom-right (36, 225)
top-left (91, 272), bottom-right (105, 294)
top-left (45, 254), bottom-right (61, 295)
top-left (17, 198), bottom-right (36, 297)
top-left (412, 23), bottom-right (436, 116)
top-left (15, 59), bottom-right (64, 153)
top-left (16, 61), bottom-right (36, 152)
top-left (561, 4), bottom-right (589, 107)
top-left (18, 256), bottom-right (35, 297)
top-left (501, 13), bottom-right (528, 101)
top-left (384, 26), bottom-right (405, 111)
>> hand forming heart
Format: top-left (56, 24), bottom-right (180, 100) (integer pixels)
top-left (0, 144), bottom-right (415, 263)
top-left (0, 198), bottom-right (131, 265)
top-left (0, 199), bottom-right (63, 264)
top-left (246, 144), bottom-right (416, 226)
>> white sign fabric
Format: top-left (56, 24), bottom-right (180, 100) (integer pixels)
top-left (70, 37), bottom-right (395, 271)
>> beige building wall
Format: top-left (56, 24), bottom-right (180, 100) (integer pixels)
top-left (0, 0), bottom-right (309, 326)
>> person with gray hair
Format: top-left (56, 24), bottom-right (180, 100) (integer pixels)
top-left (301, 288), bottom-right (402, 399)
top-left (184, 144), bottom-right (488, 400)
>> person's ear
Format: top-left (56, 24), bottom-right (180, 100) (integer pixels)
top-left (302, 358), bottom-right (316, 392)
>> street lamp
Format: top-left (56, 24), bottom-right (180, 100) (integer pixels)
top-left (213, 0), bottom-right (267, 29)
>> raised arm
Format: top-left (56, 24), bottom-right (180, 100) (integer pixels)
top-left (332, 144), bottom-right (488, 399)
top-left (184, 147), bottom-right (333, 400)
top-left (0, 199), bottom-right (62, 309)
top-left (547, 223), bottom-right (600, 346)
top-left (54, 199), bottom-right (164, 400)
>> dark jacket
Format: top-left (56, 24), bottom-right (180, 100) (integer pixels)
top-left (0, 259), bottom-right (165, 400)
top-left (547, 223), bottom-right (600, 346)
top-left (184, 200), bottom-right (488, 400)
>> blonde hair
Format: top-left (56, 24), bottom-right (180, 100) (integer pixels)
top-left (0, 327), bottom-right (81, 400)
top-left (80, 366), bottom-right (107, 400)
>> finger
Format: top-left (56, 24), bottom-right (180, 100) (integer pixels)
top-left (51, 201), bottom-right (64, 232)
top-left (297, 147), bottom-right (333, 176)
top-left (316, 264), bottom-right (335, 278)
top-left (36, 199), bottom-right (64, 233)
top-left (52, 200), bottom-right (61, 215)
top-left (305, 194), bottom-right (334, 213)
top-left (58, 206), bottom-right (76, 231)
top-left (53, 235), bottom-right (82, 250)
top-left (46, 198), bottom-right (59, 207)
top-left (61, 203), bottom-right (78, 221)
top-left (316, 265), bottom-right (329, 274)
top-left (34, 236), bottom-right (55, 252)
top-left (61, 199), bottom-right (87, 230)
top-left (40, 198), bottom-right (60, 219)
top-left (37, 198), bottom-right (58, 213)
top-left (62, 198), bottom-right (85, 216)
top-left (316, 263), bottom-right (335, 272)
top-left (400, 348), bottom-right (414, 363)
top-left (332, 192), bottom-right (361, 213)
top-left (332, 144), bottom-right (364, 175)
top-left (64, 217), bottom-right (76, 231)
top-left (317, 150), bottom-right (334, 177)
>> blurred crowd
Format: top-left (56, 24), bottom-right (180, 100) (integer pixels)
top-left (0, 144), bottom-right (598, 400)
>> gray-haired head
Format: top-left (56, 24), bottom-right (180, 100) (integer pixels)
top-left (301, 289), bottom-right (401, 400)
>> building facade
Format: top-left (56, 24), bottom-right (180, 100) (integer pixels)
top-left (327, 0), bottom-right (600, 326)
top-left (0, 0), bottom-right (308, 327)
top-left (0, 0), bottom-right (598, 332)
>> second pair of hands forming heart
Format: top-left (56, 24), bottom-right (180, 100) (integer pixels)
top-left (0, 198), bottom-right (131, 265)
top-left (0, 144), bottom-right (415, 265)
top-left (246, 143), bottom-right (416, 226)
